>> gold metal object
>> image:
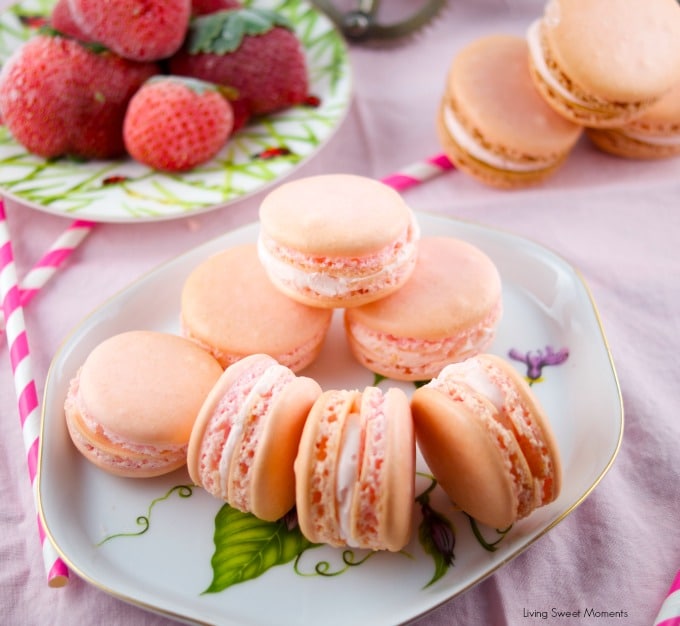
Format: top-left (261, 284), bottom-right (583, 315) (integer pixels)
top-left (310, 0), bottom-right (447, 44)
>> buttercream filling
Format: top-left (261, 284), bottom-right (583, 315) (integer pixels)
top-left (353, 388), bottom-right (387, 546)
top-left (526, 20), bottom-right (593, 109)
top-left (446, 358), bottom-right (505, 410)
top-left (336, 411), bottom-right (362, 546)
top-left (618, 129), bottom-right (680, 146)
top-left (257, 213), bottom-right (419, 299)
top-left (442, 105), bottom-right (548, 173)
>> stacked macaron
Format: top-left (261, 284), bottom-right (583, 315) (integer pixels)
top-left (257, 174), bottom-right (420, 308)
top-left (255, 175), bottom-right (503, 382)
top-left (528, 0), bottom-right (680, 160)
top-left (437, 34), bottom-right (582, 189)
top-left (437, 0), bottom-right (680, 188)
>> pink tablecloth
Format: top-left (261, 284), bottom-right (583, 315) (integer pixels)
top-left (2, 1), bottom-right (679, 625)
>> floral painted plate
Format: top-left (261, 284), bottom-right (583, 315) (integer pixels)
top-left (0, 0), bottom-right (351, 222)
top-left (38, 213), bottom-right (623, 625)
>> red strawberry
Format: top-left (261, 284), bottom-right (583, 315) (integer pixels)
top-left (0, 34), bottom-right (158, 159)
top-left (67, 0), bottom-right (191, 62)
top-left (50, 0), bottom-right (91, 40)
top-left (191, 0), bottom-right (241, 17)
top-left (123, 76), bottom-right (234, 172)
top-left (168, 7), bottom-right (308, 118)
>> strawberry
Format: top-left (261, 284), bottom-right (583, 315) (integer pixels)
top-left (50, 0), bottom-right (91, 40)
top-left (123, 76), bottom-right (234, 172)
top-left (0, 34), bottom-right (158, 159)
top-left (168, 7), bottom-right (308, 118)
top-left (191, 0), bottom-right (241, 17)
top-left (67, 0), bottom-right (191, 62)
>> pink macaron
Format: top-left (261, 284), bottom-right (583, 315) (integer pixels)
top-left (411, 354), bottom-right (562, 529)
top-left (64, 330), bottom-right (223, 478)
top-left (188, 353), bottom-right (321, 521)
top-left (437, 34), bottom-right (583, 189)
top-left (294, 386), bottom-right (415, 551)
top-left (344, 236), bottom-right (502, 381)
top-left (257, 174), bottom-right (420, 308)
top-left (586, 80), bottom-right (680, 160)
top-left (181, 244), bottom-right (332, 371)
top-left (526, 0), bottom-right (680, 128)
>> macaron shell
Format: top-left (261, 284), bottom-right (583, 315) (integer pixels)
top-left (248, 375), bottom-right (322, 521)
top-left (258, 174), bottom-right (413, 256)
top-left (411, 387), bottom-right (528, 529)
top-left (585, 82), bottom-right (680, 159)
top-left (181, 244), bottom-right (332, 370)
top-left (295, 388), bottom-right (359, 546)
top-left (65, 403), bottom-right (187, 478)
top-left (78, 331), bottom-right (223, 445)
top-left (629, 81), bottom-right (680, 131)
top-left (346, 237), bottom-right (501, 340)
top-left (354, 387), bottom-right (414, 552)
top-left (345, 237), bottom-right (502, 380)
top-left (445, 35), bottom-right (582, 159)
top-left (543, 0), bottom-right (680, 103)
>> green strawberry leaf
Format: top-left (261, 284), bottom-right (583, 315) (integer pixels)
top-left (189, 8), bottom-right (293, 55)
top-left (203, 505), bottom-right (314, 593)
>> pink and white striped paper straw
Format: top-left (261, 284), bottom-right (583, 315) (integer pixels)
top-left (654, 570), bottom-right (680, 626)
top-left (0, 219), bottom-right (94, 333)
top-left (380, 153), bottom-right (454, 191)
top-left (0, 200), bottom-right (69, 588)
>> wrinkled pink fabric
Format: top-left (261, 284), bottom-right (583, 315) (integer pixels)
top-left (2, 1), bottom-right (679, 624)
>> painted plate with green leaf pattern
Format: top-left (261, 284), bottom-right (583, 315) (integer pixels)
top-left (0, 0), bottom-right (351, 222)
top-left (38, 213), bottom-right (623, 625)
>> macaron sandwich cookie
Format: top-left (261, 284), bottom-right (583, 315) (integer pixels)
top-left (64, 331), bottom-right (223, 477)
top-left (295, 386), bottom-right (415, 551)
top-left (586, 81), bottom-right (680, 160)
top-left (181, 244), bottom-right (332, 371)
top-left (436, 35), bottom-right (582, 189)
top-left (257, 174), bottom-right (420, 308)
top-left (345, 237), bottom-right (502, 381)
top-left (188, 354), bottom-right (321, 521)
top-left (527, 0), bottom-right (680, 128)
top-left (411, 354), bottom-right (562, 529)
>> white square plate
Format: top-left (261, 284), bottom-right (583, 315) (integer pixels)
top-left (39, 213), bottom-right (623, 625)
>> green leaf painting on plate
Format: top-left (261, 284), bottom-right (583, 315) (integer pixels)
top-left (205, 505), bottom-right (314, 593)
